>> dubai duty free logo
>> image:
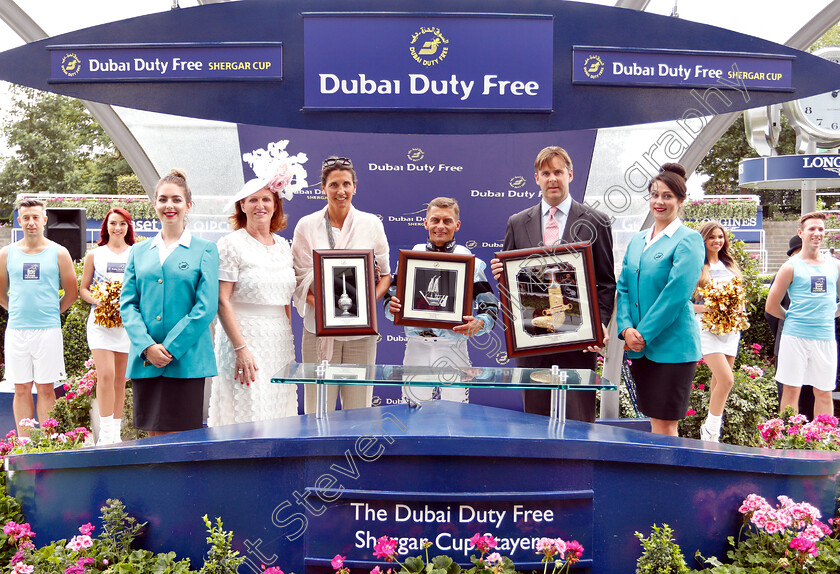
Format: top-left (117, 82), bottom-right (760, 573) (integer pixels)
top-left (61, 53), bottom-right (82, 77)
top-left (410, 27), bottom-right (449, 66)
top-left (582, 55), bottom-right (604, 79)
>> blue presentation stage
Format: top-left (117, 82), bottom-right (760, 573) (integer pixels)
top-left (6, 402), bottom-right (840, 573)
top-left (5, 1), bottom-right (840, 572)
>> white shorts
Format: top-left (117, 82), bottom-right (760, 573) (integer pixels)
top-left (3, 328), bottom-right (66, 387)
top-left (776, 333), bottom-right (837, 392)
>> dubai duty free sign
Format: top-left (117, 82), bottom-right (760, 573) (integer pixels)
top-left (0, 0), bottom-right (837, 133)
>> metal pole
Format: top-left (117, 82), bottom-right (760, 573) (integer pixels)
top-left (802, 139), bottom-right (818, 214)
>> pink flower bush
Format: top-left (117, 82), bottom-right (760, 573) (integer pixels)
top-left (758, 412), bottom-right (840, 450)
top-left (263, 568), bottom-right (284, 574)
top-left (736, 493), bottom-right (830, 561)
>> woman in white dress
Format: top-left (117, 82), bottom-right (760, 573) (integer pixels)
top-left (208, 166), bottom-right (299, 426)
top-left (692, 221), bottom-right (744, 443)
top-left (79, 207), bottom-right (135, 445)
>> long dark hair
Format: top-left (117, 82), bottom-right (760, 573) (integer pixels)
top-left (694, 220), bottom-right (741, 298)
top-left (97, 207), bottom-right (136, 246)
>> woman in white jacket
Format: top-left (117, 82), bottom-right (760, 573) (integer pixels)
top-left (291, 156), bottom-right (391, 413)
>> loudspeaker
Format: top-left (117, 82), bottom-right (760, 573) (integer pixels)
top-left (45, 208), bottom-right (86, 261)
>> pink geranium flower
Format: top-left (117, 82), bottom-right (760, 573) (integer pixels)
top-left (565, 540), bottom-right (584, 564)
top-left (469, 533), bottom-right (497, 553)
top-left (485, 552), bottom-right (502, 565)
top-left (331, 555), bottom-right (345, 570)
top-left (790, 536), bottom-right (819, 557)
top-left (372, 536), bottom-right (398, 561)
top-left (66, 534), bottom-right (93, 552)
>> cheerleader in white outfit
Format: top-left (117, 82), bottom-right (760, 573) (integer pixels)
top-left (693, 221), bottom-right (744, 443)
top-left (79, 208), bottom-right (135, 445)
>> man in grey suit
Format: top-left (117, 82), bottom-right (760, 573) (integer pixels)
top-left (492, 146), bottom-right (616, 422)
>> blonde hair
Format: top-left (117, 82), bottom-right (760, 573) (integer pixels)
top-left (694, 221), bottom-right (742, 299)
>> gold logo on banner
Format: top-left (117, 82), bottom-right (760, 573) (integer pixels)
top-left (464, 240), bottom-right (477, 250)
top-left (410, 27), bottom-right (449, 66)
top-left (495, 351), bottom-right (509, 366)
top-left (61, 53), bottom-right (82, 77)
top-left (510, 176), bottom-right (526, 189)
top-left (583, 55), bottom-right (604, 79)
top-left (407, 148), bottom-right (425, 162)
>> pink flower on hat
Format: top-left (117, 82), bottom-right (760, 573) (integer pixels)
top-left (267, 165), bottom-right (293, 196)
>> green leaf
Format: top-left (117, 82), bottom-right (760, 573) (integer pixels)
top-left (404, 555), bottom-right (426, 573)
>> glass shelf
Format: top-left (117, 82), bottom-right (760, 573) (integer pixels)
top-left (271, 362), bottom-right (616, 423)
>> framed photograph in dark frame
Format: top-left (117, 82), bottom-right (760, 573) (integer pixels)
top-left (313, 249), bottom-right (378, 337)
top-left (394, 250), bottom-right (475, 329)
top-left (495, 243), bottom-right (603, 358)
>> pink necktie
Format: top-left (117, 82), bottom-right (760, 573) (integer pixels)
top-left (544, 206), bottom-right (560, 246)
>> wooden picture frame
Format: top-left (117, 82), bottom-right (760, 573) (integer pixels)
top-left (394, 250), bottom-right (475, 329)
top-left (495, 243), bottom-right (603, 358)
top-left (313, 249), bottom-right (378, 336)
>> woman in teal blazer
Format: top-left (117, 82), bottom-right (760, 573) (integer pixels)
top-left (616, 164), bottom-right (704, 436)
top-left (120, 169), bottom-right (219, 436)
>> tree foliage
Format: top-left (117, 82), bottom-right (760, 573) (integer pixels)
top-left (0, 85), bottom-right (133, 217)
top-left (696, 24), bottom-right (840, 216)
top-left (696, 114), bottom-right (797, 195)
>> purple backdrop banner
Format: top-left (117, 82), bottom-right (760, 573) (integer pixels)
top-left (236, 125), bottom-right (597, 410)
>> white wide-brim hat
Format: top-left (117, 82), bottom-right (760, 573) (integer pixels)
top-left (224, 178), bottom-right (273, 212)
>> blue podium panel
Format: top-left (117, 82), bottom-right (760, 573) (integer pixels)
top-left (6, 402), bottom-right (840, 574)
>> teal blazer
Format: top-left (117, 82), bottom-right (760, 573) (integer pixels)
top-left (616, 224), bottom-right (704, 363)
top-left (120, 236), bottom-right (219, 379)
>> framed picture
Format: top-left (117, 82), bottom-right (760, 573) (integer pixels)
top-left (495, 243), bottom-right (603, 358)
top-left (394, 250), bottom-right (475, 329)
top-left (313, 249), bottom-right (378, 337)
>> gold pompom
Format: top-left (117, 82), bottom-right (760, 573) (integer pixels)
top-left (91, 279), bottom-right (124, 328)
top-left (698, 278), bottom-right (750, 335)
